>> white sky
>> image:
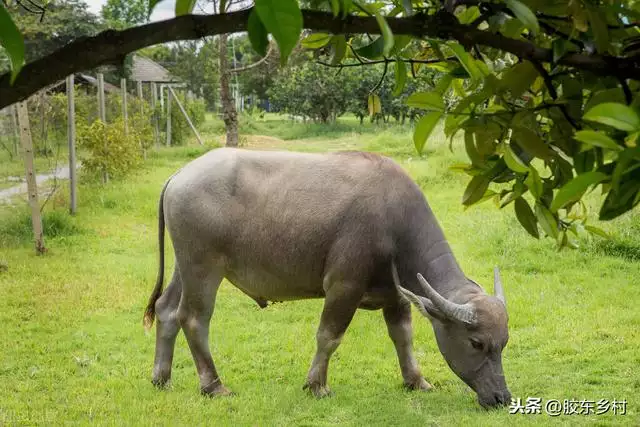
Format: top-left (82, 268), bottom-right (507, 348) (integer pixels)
top-left (83, 0), bottom-right (179, 22)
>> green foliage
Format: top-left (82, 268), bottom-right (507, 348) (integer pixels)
top-left (1, 0), bottom-right (100, 69)
top-left (77, 119), bottom-right (143, 180)
top-left (253, 0), bottom-right (302, 65)
top-left (157, 94), bottom-right (206, 145)
top-left (100, 0), bottom-right (148, 29)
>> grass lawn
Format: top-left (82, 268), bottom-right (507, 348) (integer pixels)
top-left (0, 115), bottom-right (638, 426)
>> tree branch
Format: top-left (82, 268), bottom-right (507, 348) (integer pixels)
top-left (316, 56), bottom-right (457, 68)
top-left (1, 8), bottom-right (639, 109)
top-left (230, 43), bottom-right (274, 73)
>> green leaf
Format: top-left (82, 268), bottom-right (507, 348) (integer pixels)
top-left (435, 74), bottom-right (453, 96)
top-left (0, 3), bottom-right (25, 83)
top-left (457, 6), bottom-right (480, 25)
top-left (247, 10), bottom-right (269, 57)
top-left (513, 127), bottom-right (553, 160)
top-left (599, 180), bottom-right (640, 220)
top-left (413, 112), bottom-right (443, 155)
top-left (505, 0), bottom-right (540, 35)
top-left (514, 197), bottom-right (540, 238)
top-left (331, 35), bottom-right (347, 65)
top-left (552, 38), bottom-right (571, 63)
top-left (301, 33), bottom-right (332, 49)
top-left (254, 0), bottom-right (303, 65)
top-left (535, 203), bottom-right (558, 238)
top-left (584, 225), bottom-right (610, 239)
top-left (525, 166), bottom-right (543, 200)
top-left (448, 42), bottom-right (482, 82)
top-left (406, 92), bottom-right (445, 111)
top-left (464, 132), bottom-right (484, 166)
top-left (583, 103), bottom-right (640, 132)
top-left (504, 144), bottom-right (529, 173)
top-left (501, 61), bottom-right (539, 98)
top-left (374, 12), bottom-right (394, 56)
top-left (355, 37), bottom-right (385, 60)
top-left (550, 171), bottom-right (608, 212)
top-left (573, 130), bottom-right (623, 152)
top-left (175, 0), bottom-right (197, 15)
top-left (368, 93), bottom-right (381, 116)
top-left (586, 6), bottom-right (609, 54)
top-left (463, 175), bottom-right (491, 206)
top-left (330, 0), bottom-right (340, 17)
top-left (393, 60), bottom-right (407, 96)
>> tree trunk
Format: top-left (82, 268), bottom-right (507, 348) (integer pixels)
top-left (219, 33), bottom-right (238, 147)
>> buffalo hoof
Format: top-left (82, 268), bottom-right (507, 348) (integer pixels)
top-left (201, 379), bottom-right (234, 397)
top-left (303, 381), bottom-right (332, 398)
top-left (151, 377), bottom-right (171, 389)
top-left (404, 377), bottom-right (433, 392)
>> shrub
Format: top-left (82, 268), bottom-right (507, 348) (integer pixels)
top-left (77, 118), bottom-right (142, 180)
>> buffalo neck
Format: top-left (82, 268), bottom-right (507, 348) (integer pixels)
top-left (395, 201), bottom-right (481, 302)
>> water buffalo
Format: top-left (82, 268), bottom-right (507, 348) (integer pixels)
top-left (144, 148), bottom-right (511, 408)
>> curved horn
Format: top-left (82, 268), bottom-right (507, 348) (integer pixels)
top-left (416, 273), bottom-right (477, 325)
top-left (494, 266), bottom-right (506, 306)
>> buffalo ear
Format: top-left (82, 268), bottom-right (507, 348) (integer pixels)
top-left (397, 286), bottom-right (448, 322)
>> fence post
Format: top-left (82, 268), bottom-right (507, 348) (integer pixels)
top-left (166, 87), bottom-right (172, 147)
top-left (97, 73), bottom-right (108, 183)
top-left (151, 82), bottom-right (159, 147)
top-left (67, 75), bottom-right (77, 215)
top-left (11, 104), bottom-right (19, 156)
top-left (16, 101), bottom-right (46, 255)
top-left (121, 78), bottom-right (128, 135)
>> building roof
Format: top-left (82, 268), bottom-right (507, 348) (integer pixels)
top-left (77, 74), bottom-right (120, 93)
top-left (130, 55), bottom-right (179, 83)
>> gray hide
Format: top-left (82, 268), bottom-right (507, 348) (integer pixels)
top-left (144, 148), bottom-right (511, 408)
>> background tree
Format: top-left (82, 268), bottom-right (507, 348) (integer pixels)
top-left (100, 0), bottom-right (148, 29)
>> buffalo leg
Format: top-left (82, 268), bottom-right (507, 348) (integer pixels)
top-left (304, 281), bottom-right (364, 398)
top-left (175, 259), bottom-right (230, 397)
top-left (383, 296), bottom-right (432, 391)
top-left (152, 269), bottom-right (182, 387)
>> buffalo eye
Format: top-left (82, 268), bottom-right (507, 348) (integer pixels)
top-left (469, 338), bottom-right (484, 351)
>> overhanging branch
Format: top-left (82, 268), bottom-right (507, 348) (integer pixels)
top-left (1, 7), bottom-right (638, 109)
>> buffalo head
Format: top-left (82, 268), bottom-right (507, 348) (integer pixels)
top-left (398, 267), bottom-right (511, 408)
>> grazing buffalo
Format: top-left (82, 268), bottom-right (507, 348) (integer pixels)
top-left (144, 148), bottom-right (511, 408)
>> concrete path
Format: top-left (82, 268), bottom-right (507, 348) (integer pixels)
top-left (0, 163), bottom-right (78, 203)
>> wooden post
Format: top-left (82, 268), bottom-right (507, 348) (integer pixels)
top-left (16, 101), bottom-right (46, 255)
top-left (121, 78), bottom-right (128, 135)
top-left (168, 86), bottom-right (204, 146)
top-left (150, 82), bottom-right (159, 147)
top-left (97, 73), bottom-right (108, 183)
top-left (11, 104), bottom-right (19, 156)
top-left (166, 87), bottom-right (172, 146)
top-left (137, 81), bottom-right (144, 111)
top-left (159, 84), bottom-right (164, 110)
top-left (67, 75), bottom-right (77, 215)
top-left (97, 73), bottom-right (106, 122)
top-left (136, 80), bottom-right (146, 159)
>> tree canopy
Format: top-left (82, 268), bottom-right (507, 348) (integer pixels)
top-left (1, 0), bottom-right (639, 247)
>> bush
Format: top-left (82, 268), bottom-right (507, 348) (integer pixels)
top-left (77, 118), bottom-right (142, 180)
top-left (157, 95), bottom-right (206, 146)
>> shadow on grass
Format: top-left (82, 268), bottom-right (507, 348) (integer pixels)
top-left (592, 239), bottom-right (640, 262)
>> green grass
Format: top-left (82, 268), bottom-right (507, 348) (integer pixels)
top-left (1, 115), bottom-right (639, 426)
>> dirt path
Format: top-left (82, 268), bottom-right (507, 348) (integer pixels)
top-left (0, 163), bottom-right (79, 203)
